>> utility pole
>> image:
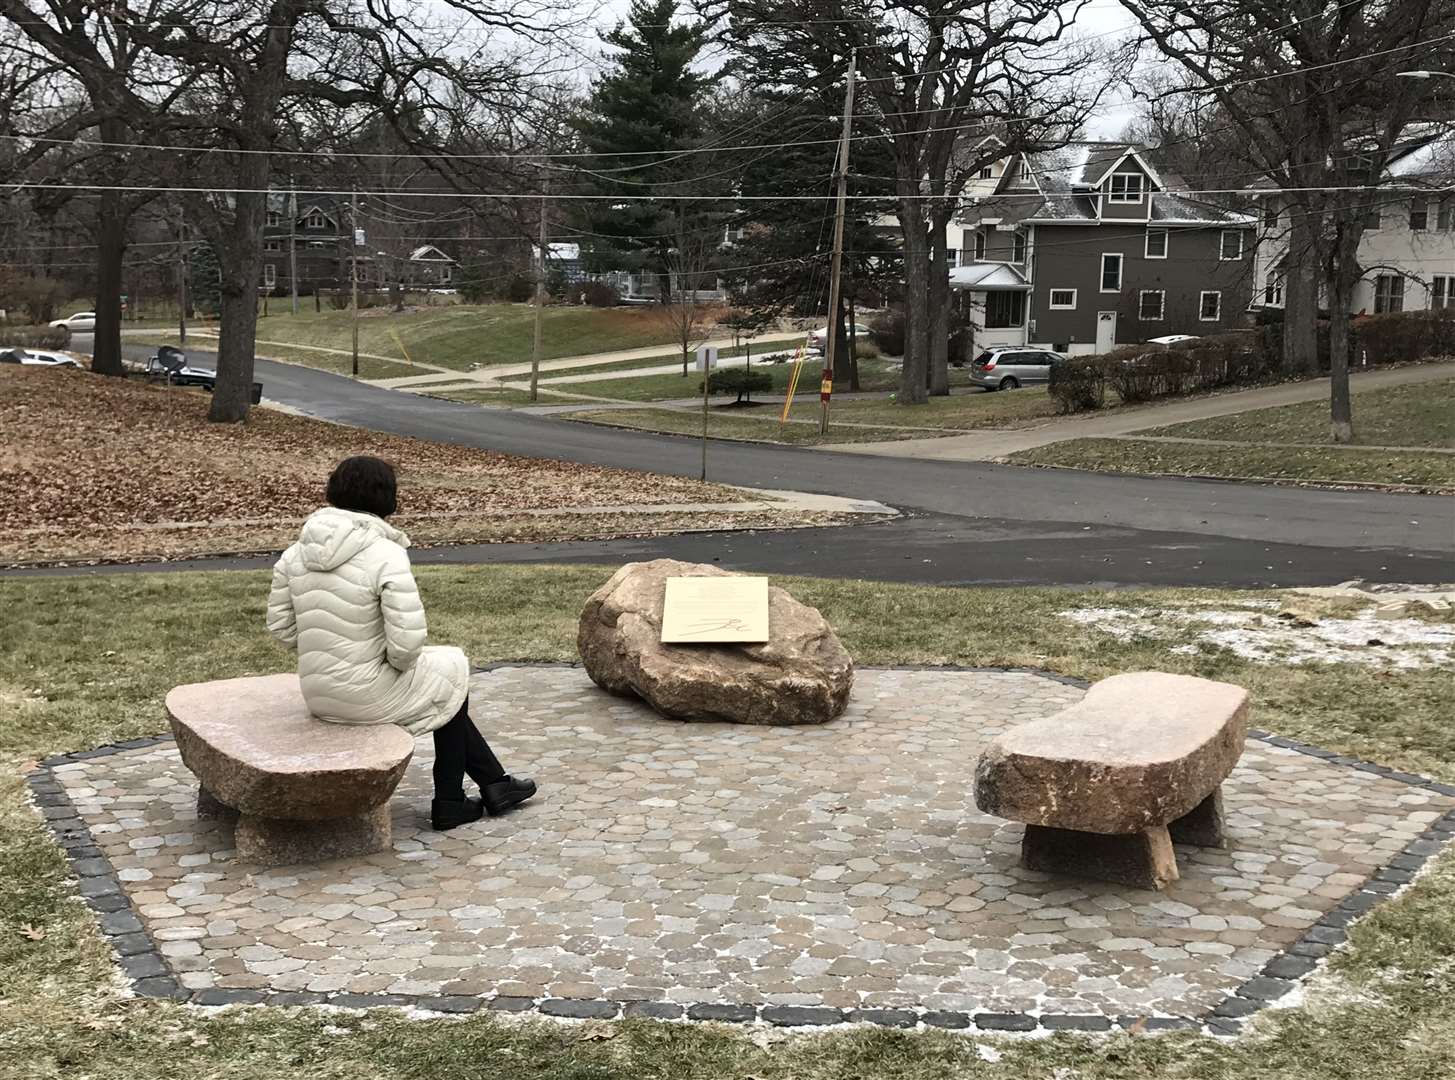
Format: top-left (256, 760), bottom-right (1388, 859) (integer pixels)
top-left (350, 188), bottom-right (360, 378)
top-left (529, 178), bottom-right (548, 402)
top-left (820, 47), bottom-right (857, 435)
top-left (175, 209), bottom-right (188, 347)
top-left (289, 184), bottom-right (299, 316)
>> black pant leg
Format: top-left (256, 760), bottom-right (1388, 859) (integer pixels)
top-left (431, 706), bottom-right (470, 800)
top-left (458, 707), bottom-right (508, 786)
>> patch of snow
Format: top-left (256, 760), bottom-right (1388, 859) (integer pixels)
top-left (1059, 606), bottom-right (1454, 669)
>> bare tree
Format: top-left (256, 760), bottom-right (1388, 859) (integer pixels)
top-left (658, 210), bottom-right (722, 374)
top-left (1120, 0), bottom-right (1455, 440)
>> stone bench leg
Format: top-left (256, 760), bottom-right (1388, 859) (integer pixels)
top-left (196, 786), bottom-right (238, 823)
top-left (234, 804), bottom-right (392, 867)
top-left (1022, 824), bottom-right (1180, 891)
top-left (1169, 788), bottom-right (1225, 848)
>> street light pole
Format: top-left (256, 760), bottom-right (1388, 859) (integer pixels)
top-left (530, 178), bottom-right (548, 403)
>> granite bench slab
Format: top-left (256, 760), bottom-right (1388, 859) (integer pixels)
top-left (165, 674), bottom-right (414, 866)
top-left (974, 671), bottom-right (1249, 889)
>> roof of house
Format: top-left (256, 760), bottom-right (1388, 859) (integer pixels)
top-left (960, 140), bottom-right (1254, 227)
top-left (408, 244), bottom-right (456, 263)
top-left (948, 262), bottom-right (1032, 291)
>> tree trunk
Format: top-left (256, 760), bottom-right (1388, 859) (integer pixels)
top-left (927, 208), bottom-right (952, 396)
top-left (1326, 227), bottom-right (1359, 444)
top-left (897, 197), bottom-right (930, 406)
top-left (831, 293), bottom-right (853, 387)
top-left (207, 166), bottom-right (267, 423)
top-left (91, 192), bottom-right (129, 377)
top-left (1283, 208), bottom-right (1320, 374)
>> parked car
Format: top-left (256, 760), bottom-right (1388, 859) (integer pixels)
top-left (0, 346), bottom-right (82, 368)
top-left (967, 347), bottom-right (1064, 390)
top-left (809, 324), bottom-right (870, 353)
top-left (146, 345), bottom-right (216, 390)
top-left (48, 311), bottom-right (96, 331)
top-left (1146, 334), bottom-right (1199, 346)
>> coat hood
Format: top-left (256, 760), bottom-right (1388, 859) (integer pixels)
top-left (296, 506), bottom-right (409, 572)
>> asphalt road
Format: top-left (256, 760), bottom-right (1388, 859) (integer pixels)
top-left (88, 343), bottom-right (1452, 589)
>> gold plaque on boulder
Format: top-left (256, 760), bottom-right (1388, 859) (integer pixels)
top-left (660, 576), bottom-right (770, 644)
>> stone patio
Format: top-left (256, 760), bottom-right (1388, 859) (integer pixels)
top-left (34, 665), bottom-right (1455, 1031)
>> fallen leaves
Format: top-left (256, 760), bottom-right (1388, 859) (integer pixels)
top-left (0, 367), bottom-right (807, 564)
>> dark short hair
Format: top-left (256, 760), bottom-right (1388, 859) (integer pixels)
top-left (326, 456), bottom-right (398, 518)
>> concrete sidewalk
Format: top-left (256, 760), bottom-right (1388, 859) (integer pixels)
top-left (823, 362), bottom-right (1455, 461)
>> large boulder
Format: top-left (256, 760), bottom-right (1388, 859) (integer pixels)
top-left (578, 559), bottom-right (853, 725)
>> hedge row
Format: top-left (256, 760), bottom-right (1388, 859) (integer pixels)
top-left (0, 323), bottom-right (71, 350)
top-left (1048, 308), bottom-right (1454, 415)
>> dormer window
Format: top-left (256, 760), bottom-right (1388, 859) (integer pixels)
top-left (979, 166), bottom-right (993, 180)
top-left (1108, 173), bottom-right (1143, 203)
top-left (304, 209), bottom-right (328, 230)
top-left (266, 211), bottom-right (281, 227)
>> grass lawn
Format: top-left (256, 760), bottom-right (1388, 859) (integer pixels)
top-left (134, 332), bottom-right (420, 380)
top-left (423, 386), bottom-right (603, 408)
top-left (1007, 438), bottom-right (1455, 490)
top-left (0, 367), bottom-right (775, 565)
top-left (244, 304), bottom-right (710, 371)
top-left (3, 568), bottom-right (1454, 1078)
top-left (568, 384), bottom-right (1059, 445)
top-left (1144, 375), bottom-right (1455, 448)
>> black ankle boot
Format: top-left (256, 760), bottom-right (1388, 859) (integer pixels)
top-left (431, 795), bottom-right (485, 831)
top-left (482, 776), bottom-right (537, 816)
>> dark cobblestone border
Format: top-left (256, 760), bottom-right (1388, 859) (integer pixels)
top-left (26, 666), bottom-right (1455, 1037)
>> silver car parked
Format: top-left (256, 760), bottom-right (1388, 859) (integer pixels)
top-left (967, 347), bottom-right (1064, 390)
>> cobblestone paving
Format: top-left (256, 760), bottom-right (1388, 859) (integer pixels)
top-left (51, 666), bottom-right (1454, 1018)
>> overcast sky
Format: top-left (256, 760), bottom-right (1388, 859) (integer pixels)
top-left (580, 0), bottom-right (1143, 138)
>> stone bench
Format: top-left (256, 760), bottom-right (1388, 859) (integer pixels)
top-left (974, 672), bottom-right (1249, 890)
top-left (166, 674), bottom-right (414, 867)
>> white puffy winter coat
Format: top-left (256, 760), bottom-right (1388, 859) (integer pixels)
top-left (266, 507), bottom-right (469, 736)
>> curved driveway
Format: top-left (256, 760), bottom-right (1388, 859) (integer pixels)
top-left (91, 346), bottom-right (1452, 589)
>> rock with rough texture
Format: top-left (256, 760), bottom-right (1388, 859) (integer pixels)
top-left (578, 559), bottom-right (853, 725)
top-left (974, 671), bottom-right (1248, 834)
top-left (166, 674), bottom-right (414, 865)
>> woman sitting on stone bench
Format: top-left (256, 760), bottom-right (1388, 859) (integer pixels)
top-left (266, 455), bottom-right (535, 831)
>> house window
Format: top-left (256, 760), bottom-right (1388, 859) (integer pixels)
top-left (979, 166), bottom-right (993, 180)
top-left (1411, 200), bottom-right (1429, 231)
top-left (1139, 290), bottom-right (1165, 321)
top-left (1108, 173), bottom-right (1143, 203)
top-left (263, 263), bottom-right (277, 288)
top-left (1100, 253), bottom-right (1122, 291)
top-left (1264, 272), bottom-right (1284, 307)
top-left (984, 290), bottom-right (1025, 329)
top-left (1440, 199), bottom-right (1454, 231)
top-left (1374, 274), bottom-right (1404, 313)
top-left (266, 211), bottom-right (281, 227)
top-left (1365, 208), bottom-right (1381, 230)
top-left (973, 230), bottom-right (986, 260)
top-left (264, 239), bottom-right (281, 252)
top-left (946, 248), bottom-right (959, 268)
top-left (1219, 230), bottom-right (1243, 260)
top-left (305, 209), bottom-right (327, 229)
top-left (1048, 288), bottom-right (1077, 309)
top-left (1011, 230), bottom-right (1026, 263)
top-left (1145, 229), bottom-right (1168, 259)
top-left (1199, 291), bottom-right (1222, 321)
top-left (1432, 276), bottom-right (1451, 310)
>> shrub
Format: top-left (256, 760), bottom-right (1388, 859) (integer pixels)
top-left (325, 289), bottom-right (351, 311)
top-left (853, 338), bottom-right (880, 360)
top-left (1354, 309), bottom-right (1455, 364)
top-left (501, 272), bottom-right (535, 303)
top-left (1048, 357), bottom-right (1106, 413)
top-left (0, 274), bottom-right (69, 324)
top-left (868, 308), bottom-right (905, 356)
top-left (0, 324), bottom-right (71, 350)
top-left (545, 268), bottom-right (570, 299)
top-left (582, 280), bottom-right (620, 308)
top-left (707, 366), bottom-right (774, 404)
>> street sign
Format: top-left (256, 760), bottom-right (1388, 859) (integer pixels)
top-left (354, 228), bottom-right (366, 246)
top-left (696, 344), bottom-right (719, 370)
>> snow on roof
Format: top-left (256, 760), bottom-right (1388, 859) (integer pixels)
top-left (1386, 127), bottom-right (1455, 178)
top-left (948, 262), bottom-right (1032, 291)
top-left (408, 244), bottom-right (456, 262)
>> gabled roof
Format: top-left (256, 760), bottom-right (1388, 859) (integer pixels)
top-left (1089, 147), bottom-right (1167, 191)
top-left (948, 262), bottom-right (1032, 291)
top-left (408, 244), bottom-right (456, 263)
